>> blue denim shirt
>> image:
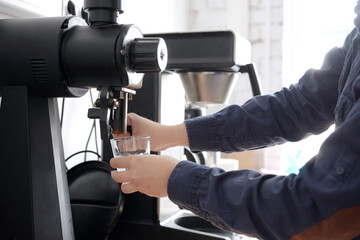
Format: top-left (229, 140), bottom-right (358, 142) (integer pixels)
top-left (168, 3), bottom-right (360, 240)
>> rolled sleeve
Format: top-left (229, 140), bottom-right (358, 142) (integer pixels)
top-left (167, 160), bottom-right (204, 211)
top-left (184, 45), bottom-right (346, 154)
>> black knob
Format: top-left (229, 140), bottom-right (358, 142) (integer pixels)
top-left (129, 38), bottom-right (168, 73)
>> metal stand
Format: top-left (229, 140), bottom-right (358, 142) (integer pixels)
top-left (0, 86), bottom-right (74, 240)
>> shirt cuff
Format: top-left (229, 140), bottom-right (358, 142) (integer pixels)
top-left (185, 115), bottom-right (220, 152)
top-left (167, 160), bottom-right (209, 211)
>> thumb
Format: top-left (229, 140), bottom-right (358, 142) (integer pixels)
top-left (127, 112), bottom-right (139, 126)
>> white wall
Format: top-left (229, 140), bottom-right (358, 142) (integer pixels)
top-left (119, 0), bottom-right (190, 33)
top-left (249, 0), bottom-right (283, 94)
top-left (0, 0), bottom-right (61, 17)
top-left (248, 0), bottom-right (284, 170)
top-left (68, 0), bottom-right (189, 33)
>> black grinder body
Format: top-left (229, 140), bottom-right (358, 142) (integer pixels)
top-left (0, 10), bottom-right (167, 239)
top-left (0, 16), bottom-right (146, 97)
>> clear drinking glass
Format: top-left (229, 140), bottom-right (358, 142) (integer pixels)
top-left (110, 136), bottom-right (150, 171)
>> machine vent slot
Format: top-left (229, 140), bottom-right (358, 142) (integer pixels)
top-left (30, 59), bottom-right (49, 87)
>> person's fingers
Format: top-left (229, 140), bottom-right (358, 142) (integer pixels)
top-left (111, 170), bottom-right (132, 183)
top-left (121, 182), bottom-right (138, 194)
top-left (127, 112), bottom-right (139, 126)
top-left (110, 157), bottom-right (132, 169)
top-left (112, 113), bottom-right (138, 136)
top-left (112, 132), bottom-right (131, 138)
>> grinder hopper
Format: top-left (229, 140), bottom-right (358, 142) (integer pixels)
top-left (179, 71), bottom-right (238, 107)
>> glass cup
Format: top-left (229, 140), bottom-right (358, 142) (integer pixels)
top-left (110, 136), bottom-right (150, 171)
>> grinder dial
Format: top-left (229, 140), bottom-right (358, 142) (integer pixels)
top-left (129, 38), bottom-right (168, 73)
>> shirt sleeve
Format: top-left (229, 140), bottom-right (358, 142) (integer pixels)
top-left (185, 37), bottom-right (351, 153)
top-left (168, 99), bottom-right (360, 239)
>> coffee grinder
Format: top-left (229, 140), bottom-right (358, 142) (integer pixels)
top-left (0, 0), bottom-right (167, 239)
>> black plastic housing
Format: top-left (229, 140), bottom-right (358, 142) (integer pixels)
top-left (0, 16), bottom-right (147, 97)
top-left (0, 17), bottom-right (88, 97)
top-left (62, 23), bottom-right (143, 89)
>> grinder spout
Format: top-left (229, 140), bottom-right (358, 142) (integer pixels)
top-left (88, 87), bottom-right (135, 140)
top-left (111, 89), bottom-right (134, 135)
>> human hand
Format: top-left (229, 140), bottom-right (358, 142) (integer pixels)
top-left (113, 113), bottom-right (189, 152)
top-left (110, 154), bottom-right (180, 198)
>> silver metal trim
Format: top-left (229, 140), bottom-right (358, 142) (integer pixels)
top-left (48, 98), bottom-right (75, 240)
